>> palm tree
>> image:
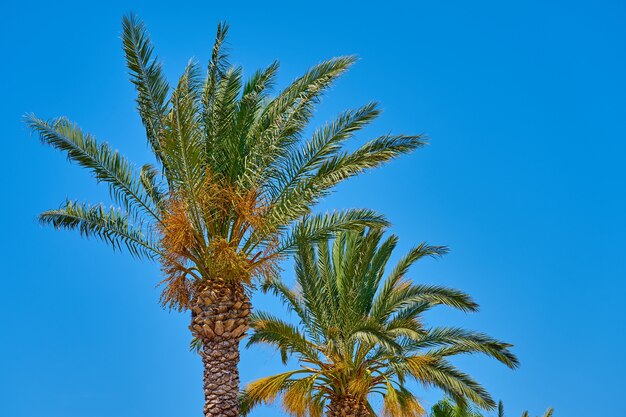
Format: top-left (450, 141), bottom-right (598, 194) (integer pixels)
top-left (241, 229), bottom-right (519, 417)
top-left (430, 398), bottom-right (484, 417)
top-left (26, 15), bottom-right (426, 417)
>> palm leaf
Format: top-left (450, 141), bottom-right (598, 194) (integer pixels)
top-left (121, 14), bottom-right (170, 161)
top-left (26, 115), bottom-right (160, 221)
top-left (39, 200), bottom-right (159, 259)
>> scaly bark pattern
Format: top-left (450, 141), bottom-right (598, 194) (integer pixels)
top-left (327, 394), bottom-right (370, 417)
top-left (190, 283), bottom-right (251, 417)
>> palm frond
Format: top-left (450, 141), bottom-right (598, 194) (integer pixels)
top-left (269, 102), bottom-right (381, 199)
top-left (382, 382), bottom-right (425, 417)
top-left (405, 356), bottom-right (495, 410)
top-left (282, 374), bottom-right (321, 417)
top-left (240, 370), bottom-right (306, 416)
top-left (39, 200), bottom-right (160, 259)
top-left (139, 163), bottom-right (166, 211)
top-left (161, 61), bottom-right (205, 199)
top-left (122, 14), bottom-right (170, 161)
top-left (371, 243), bottom-right (449, 319)
top-left (26, 115), bottom-right (160, 221)
top-left (275, 209), bottom-right (388, 255)
top-left (247, 311), bottom-right (321, 363)
top-left (247, 56), bottom-right (357, 180)
top-left (419, 327), bottom-right (519, 368)
top-left (265, 133), bottom-right (426, 229)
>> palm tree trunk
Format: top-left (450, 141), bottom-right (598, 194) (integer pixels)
top-left (327, 394), bottom-right (370, 417)
top-left (190, 282), bottom-right (251, 417)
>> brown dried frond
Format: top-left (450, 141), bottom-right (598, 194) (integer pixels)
top-left (195, 172), bottom-right (274, 244)
top-left (159, 196), bottom-right (198, 257)
top-left (158, 269), bottom-right (194, 310)
top-left (157, 196), bottom-right (201, 310)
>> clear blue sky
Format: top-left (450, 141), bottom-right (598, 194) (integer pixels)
top-left (2, 1), bottom-right (624, 416)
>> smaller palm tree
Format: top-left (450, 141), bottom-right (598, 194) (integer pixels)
top-left (430, 397), bottom-right (484, 417)
top-left (241, 229), bottom-right (519, 417)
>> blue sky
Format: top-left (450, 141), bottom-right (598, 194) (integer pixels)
top-left (2, 0), bottom-right (624, 416)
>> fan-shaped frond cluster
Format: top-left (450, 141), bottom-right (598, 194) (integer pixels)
top-left (243, 229), bottom-right (519, 416)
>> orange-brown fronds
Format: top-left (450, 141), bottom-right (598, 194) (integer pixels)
top-left (156, 170), bottom-right (282, 310)
top-left (157, 195), bottom-right (200, 310)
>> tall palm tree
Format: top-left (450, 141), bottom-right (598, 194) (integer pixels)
top-left (26, 15), bottom-right (426, 417)
top-left (241, 229), bottom-right (519, 417)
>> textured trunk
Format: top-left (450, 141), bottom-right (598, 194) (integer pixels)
top-left (327, 394), bottom-right (369, 417)
top-left (189, 282), bottom-right (251, 417)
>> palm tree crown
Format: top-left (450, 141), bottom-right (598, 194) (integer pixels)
top-left (242, 229), bottom-right (519, 417)
top-left (26, 15), bottom-right (426, 417)
top-left (27, 14), bottom-right (424, 310)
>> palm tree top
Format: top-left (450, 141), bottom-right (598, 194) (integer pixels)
top-left (430, 397), bottom-right (484, 417)
top-left (242, 229), bottom-right (519, 416)
top-left (27, 14), bottom-right (426, 311)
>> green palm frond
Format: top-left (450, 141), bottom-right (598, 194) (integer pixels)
top-left (406, 356), bottom-right (495, 409)
top-left (201, 21), bottom-right (231, 146)
top-left (122, 13), bottom-right (170, 162)
top-left (39, 200), bottom-right (159, 259)
top-left (269, 102), bottom-right (381, 198)
top-left (214, 67), bottom-right (247, 181)
top-left (273, 209), bottom-right (388, 255)
top-left (161, 61), bottom-right (205, 198)
top-left (247, 56), bottom-right (358, 181)
top-left (248, 311), bottom-right (321, 364)
top-left (26, 115), bottom-right (160, 221)
top-left (420, 328), bottom-right (519, 368)
top-left (371, 243), bottom-right (451, 319)
top-left (139, 163), bottom-right (166, 211)
top-left (266, 133), bottom-right (426, 229)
